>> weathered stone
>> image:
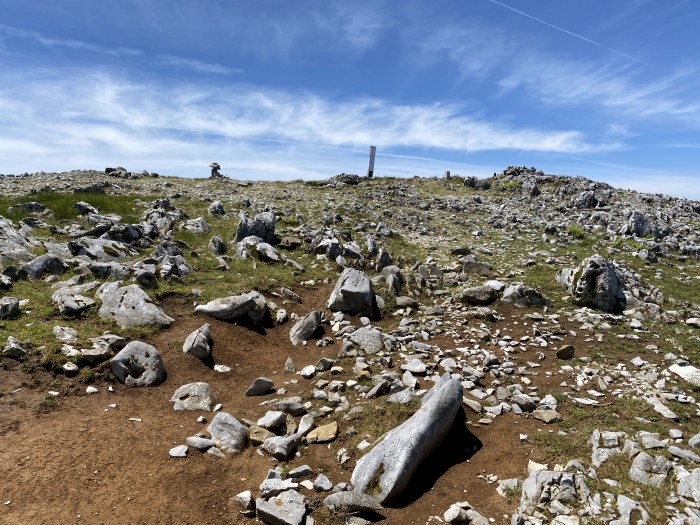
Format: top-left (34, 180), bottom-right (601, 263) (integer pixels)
top-left (460, 285), bottom-right (498, 306)
top-left (207, 412), bottom-right (247, 453)
top-left (170, 382), bottom-right (216, 411)
top-left (629, 452), bottom-right (671, 486)
top-left (556, 254), bottom-right (626, 313)
top-left (289, 311), bottom-right (321, 345)
top-left (500, 284), bottom-right (549, 308)
top-left (183, 324), bottom-right (213, 359)
top-left (51, 281), bottom-right (98, 316)
top-left (246, 377), bottom-right (274, 396)
top-left (307, 422), bottom-right (338, 444)
top-left (195, 291), bottom-right (267, 323)
top-left (2, 336), bottom-right (28, 360)
top-left (351, 373), bottom-right (462, 503)
top-left (96, 282), bottom-right (174, 328)
top-left (110, 341), bottom-right (165, 387)
top-left (18, 254), bottom-right (68, 281)
top-left (532, 409), bottom-right (561, 423)
top-left (0, 296), bottom-right (20, 319)
top-left (556, 345), bottom-right (575, 360)
top-left (255, 489), bottom-right (305, 525)
top-left (327, 268), bottom-right (378, 318)
top-left (262, 433), bottom-right (302, 461)
top-left (323, 491), bottom-right (382, 512)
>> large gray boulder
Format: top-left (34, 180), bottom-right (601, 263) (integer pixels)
top-left (348, 325), bottom-right (384, 355)
top-left (556, 254), bottom-right (626, 313)
top-left (96, 282), bottom-right (174, 328)
top-left (351, 373), bottom-right (463, 503)
top-left (182, 324), bottom-right (213, 359)
top-left (207, 412), bottom-right (247, 453)
top-left (289, 310), bottom-right (321, 345)
top-left (235, 211), bottom-right (276, 244)
top-left (110, 341), bottom-right (165, 387)
top-left (327, 268), bottom-right (378, 318)
top-left (195, 291), bottom-right (267, 323)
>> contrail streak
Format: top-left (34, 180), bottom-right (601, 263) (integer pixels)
top-left (485, 0), bottom-right (653, 68)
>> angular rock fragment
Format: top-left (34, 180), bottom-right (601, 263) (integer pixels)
top-left (289, 310), bottom-right (321, 345)
top-left (556, 254), bottom-right (626, 313)
top-left (183, 324), bottom-right (213, 359)
top-left (327, 268), bottom-right (379, 318)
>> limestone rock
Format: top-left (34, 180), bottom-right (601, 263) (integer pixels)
top-left (556, 254), bottom-right (626, 313)
top-left (110, 341), bottom-right (165, 387)
top-left (0, 296), bottom-right (20, 319)
top-left (255, 489), bottom-right (305, 525)
top-left (170, 382), bottom-right (216, 411)
top-left (327, 268), bottom-right (379, 318)
top-left (97, 282), bottom-right (174, 328)
top-left (207, 412), bottom-right (247, 453)
top-left (183, 324), bottom-right (213, 359)
top-left (289, 311), bottom-right (321, 345)
top-left (195, 291), bottom-right (267, 323)
top-left (351, 373), bottom-right (462, 503)
top-left (246, 377), bottom-right (274, 396)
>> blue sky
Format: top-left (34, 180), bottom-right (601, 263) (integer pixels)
top-left (1, 1), bottom-right (699, 198)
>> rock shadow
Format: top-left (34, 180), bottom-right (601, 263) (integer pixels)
top-left (385, 407), bottom-right (483, 508)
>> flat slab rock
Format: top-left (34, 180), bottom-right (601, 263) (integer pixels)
top-left (97, 282), bottom-right (174, 328)
top-left (170, 382), bottom-right (216, 411)
top-left (669, 363), bottom-right (700, 388)
top-left (256, 489), bottom-right (305, 525)
top-left (195, 291), bottom-right (267, 323)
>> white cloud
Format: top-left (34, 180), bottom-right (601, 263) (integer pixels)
top-left (312, 1), bottom-right (390, 51)
top-left (0, 68), bottom-right (609, 180)
top-left (408, 21), bottom-right (514, 79)
top-left (156, 55), bottom-right (243, 75)
top-left (499, 57), bottom-right (700, 123)
top-left (0, 24), bottom-right (141, 56)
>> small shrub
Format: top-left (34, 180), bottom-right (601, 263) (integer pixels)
top-left (567, 225), bottom-right (587, 240)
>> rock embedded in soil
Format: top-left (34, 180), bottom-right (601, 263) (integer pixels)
top-left (245, 377), bottom-right (274, 396)
top-left (96, 282), bottom-right (174, 328)
top-left (0, 296), bottom-right (20, 319)
top-left (351, 373), bottom-right (462, 504)
top-left (255, 489), bottom-right (305, 525)
top-left (289, 310), bottom-right (321, 345)
top-left (327, 267), bottom-right (379, 318)
top-left (110, 341), bottom-right (165, 387)
top-left (182, 324), bottom-right (213, 359)
top-left (206, 412), bottom-right (247, 453)
top-left (170, 382), bottom-right (216, 411)
top-left (194, 291), bottom-right (268, 323)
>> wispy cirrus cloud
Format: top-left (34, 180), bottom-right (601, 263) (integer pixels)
top-left (0, 68), bottom-right (612, 178)
top-left (409, 22), bottom-right (514, 79)
top-left (156, 55), bottom-right (243, 75)
top-left (499, 57), bottom-right (700, 123)
top-left (312, 1), bottom-right (391, 51)
top-left (0, 23), bottom-right (141, 56)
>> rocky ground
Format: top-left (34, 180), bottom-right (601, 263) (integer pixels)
top-left (0, 166), bottom-right (699, 525)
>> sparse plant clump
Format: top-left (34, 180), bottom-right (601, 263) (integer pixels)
top-left (567, 224), bottom-right (587, 240)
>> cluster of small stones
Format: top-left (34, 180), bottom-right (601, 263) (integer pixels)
top-left (1, 166), bottom-right (699, 524)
